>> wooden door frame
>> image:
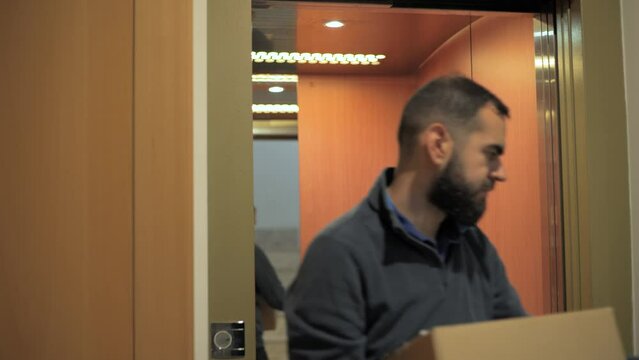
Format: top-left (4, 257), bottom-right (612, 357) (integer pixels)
top-left (204, 1), bottom-right (256, 360)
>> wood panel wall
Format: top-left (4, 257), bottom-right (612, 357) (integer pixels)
top-left (417, 15), bottom-right (546, 315)
top-left (0, 1), bottom-right (196, 359)
top-left (298, 75), bottom-right (416, 253)
top-left (472, 16), bottom-right (544, 316)
top-left (417, 26), bottom-right (472, 83)
top-left (0, 1), bottom-right (134, 359)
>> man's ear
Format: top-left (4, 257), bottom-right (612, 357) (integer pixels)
top-left (419, 123), bottom-right (453, 166)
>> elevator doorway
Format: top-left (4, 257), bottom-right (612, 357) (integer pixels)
top-left (250, 1), bottom-right (562, 358)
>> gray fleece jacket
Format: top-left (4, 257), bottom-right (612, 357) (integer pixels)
top-left (285, 168), bottom-right (525, 359)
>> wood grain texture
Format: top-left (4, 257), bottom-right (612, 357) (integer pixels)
top-left (298, 75), bottom-right (416, 253)
top-left (134, 0), bottom-right (193, 359)
top-left (471, 16), bottom-right (545, 315)
top-left (418, 16), bottom-right (545, 315)
top-left (418, 15), bottom-right (550, 314)
top-left (0, 1), bottom-right (134, 359)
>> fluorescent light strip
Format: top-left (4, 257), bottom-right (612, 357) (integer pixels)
top-left (251, 52), bottom-right (386, 65)
top-left (252, 74), bottom-right (299, 83)
top-left (252, 104), bottom-right (299, 114)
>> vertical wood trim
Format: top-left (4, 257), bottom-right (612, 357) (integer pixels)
top-left (193, 0), bottom-right (209, 358)
top-left (620, 0), bottom-right (639, 352)
top-left (134, 0), bottom-right (194, 359)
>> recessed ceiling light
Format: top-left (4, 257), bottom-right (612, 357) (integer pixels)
top-left (268, 86), bottom-right (285, 93)
top-left (324, 20), bottom-right (344, 28)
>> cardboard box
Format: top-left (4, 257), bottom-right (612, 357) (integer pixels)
top-left (388, 308), bottom-right (625, 360)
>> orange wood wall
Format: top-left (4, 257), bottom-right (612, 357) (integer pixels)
top-left (298, 76), bottom-right (416, 251)
top-left (298, 15), bottom-right (547, 315)
top-left (471, 16), bottom-right (545, 315)
top-left (0, 2), bottom-right (134, 359)
top-left (418, 15), bottom-right (545, 315)
top-left (417, 26), bottom-right (472, 83)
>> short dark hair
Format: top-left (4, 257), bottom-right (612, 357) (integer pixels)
top-left (397, 75), bottom-right (509, 157)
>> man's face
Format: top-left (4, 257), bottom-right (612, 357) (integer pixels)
top-left (429, 106), bottom-right (507, 225)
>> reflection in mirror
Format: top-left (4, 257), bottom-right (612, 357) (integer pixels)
top-left (251, 2), bottom-right (557, 359)
top-left (252, 5), bottom-right (298, 139)
top-left (251, 6), bottom-right (301, 360)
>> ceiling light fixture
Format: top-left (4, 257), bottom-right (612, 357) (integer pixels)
top-left (268, 86), bottom-right (285, 93)
top-left (251, 52), bottom-right (386, 66)
top-left (252, 74), bottom-right (298, 83)
top-left (252, 104), bottom-right (299, 114)
top-left (324, 20), bottom-right (344, 28)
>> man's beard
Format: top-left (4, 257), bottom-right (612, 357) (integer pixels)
top-left (429, 154), bottom-right (493, 225)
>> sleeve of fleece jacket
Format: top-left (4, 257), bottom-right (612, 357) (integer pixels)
top-left (485, 237), bottom-right (528, 318)
top-left (285, 235), bottom-right (367, 360)
top-left (255, 245), bottom-right (285, 310)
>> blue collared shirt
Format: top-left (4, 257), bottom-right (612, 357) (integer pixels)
top-left (384, 190), bottom-right (459, 261)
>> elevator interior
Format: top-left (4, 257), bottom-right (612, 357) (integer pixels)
top-left (250, 1), bottom-right (562, 358)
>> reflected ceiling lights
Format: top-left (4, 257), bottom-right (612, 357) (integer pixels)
top-left (251, 52), bottom-right (386, 65)
top-left (534, 56), bottom-right (555, 68)
top-left (533, 31), bottom-right (554, 37)
top-left (252, 74), bottom-right (298, 83)
top-left (324, 20), bottom-right (344, 28)
top-left (252, 104), bottom-right (299, 114)
top-left (268, 86), bottom-right (285, 93)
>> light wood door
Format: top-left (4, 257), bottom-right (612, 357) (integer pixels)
top-left (0, 1), bottom-right (197, 359)
top-left (0, 1), bottom-right (134, 359)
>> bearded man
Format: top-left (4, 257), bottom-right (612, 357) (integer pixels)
top-left (285, 75), bottom-right (526, 360)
